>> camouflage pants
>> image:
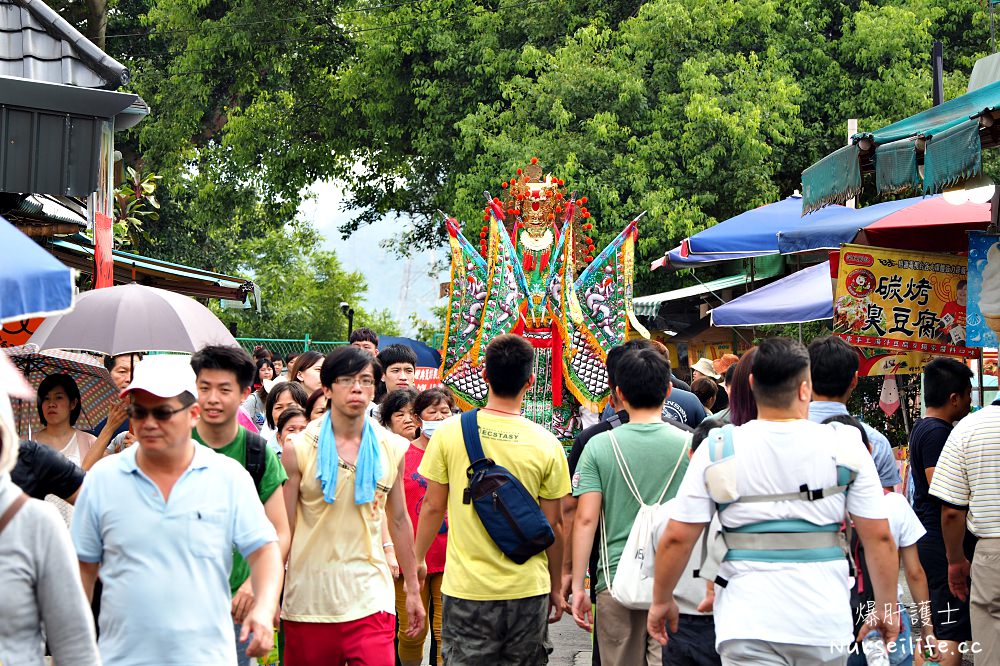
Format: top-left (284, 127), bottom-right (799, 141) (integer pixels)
top-left (441, 594), bottom-right (551, 665)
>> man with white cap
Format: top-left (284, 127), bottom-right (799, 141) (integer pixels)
top-left (71, 355), bottom-right (284, 665)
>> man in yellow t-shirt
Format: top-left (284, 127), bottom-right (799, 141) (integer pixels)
top-left (416, 334), bottom-right (571, 665)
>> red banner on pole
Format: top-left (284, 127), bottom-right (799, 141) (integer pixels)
top-left (94, 212), bottom-right (114, 289)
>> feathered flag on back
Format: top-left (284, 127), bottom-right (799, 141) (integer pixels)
top-left (440, 216), bottom-right (491, 409)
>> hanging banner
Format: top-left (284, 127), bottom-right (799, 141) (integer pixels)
top-left (854, 347), bottom-right (936, 376)
top-left (833, 244), bottom-right (974, 359)
top-left (967, 232), bottom-right (999, 348)
top-left (0, 318), bottom-right (43, 348)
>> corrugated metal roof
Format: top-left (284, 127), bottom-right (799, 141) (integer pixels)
top-left (47, 235), bottom-right (259, 304)
top-left (0, 0), bottom-right (128, 89)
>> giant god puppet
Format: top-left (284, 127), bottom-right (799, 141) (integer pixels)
top-left (439, 158), bottom-right (648, 440)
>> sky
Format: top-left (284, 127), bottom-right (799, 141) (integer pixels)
top-left (298, 181), bottom-right (445, 336)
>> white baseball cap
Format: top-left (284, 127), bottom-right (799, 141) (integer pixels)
top-left (121, 355), bottom-right (197, 400)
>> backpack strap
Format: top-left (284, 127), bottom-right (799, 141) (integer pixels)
top-left (0, 493), bottom-right (29, 536)
top-left (460, 410), bottom-right (489, 466)
top-left (461, 410), bottom-right (492, 504)
top-left (244, 431), bottom-right (268, 494)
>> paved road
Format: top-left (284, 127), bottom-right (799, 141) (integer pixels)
top-left (549, 613), bottom-right (593, 666)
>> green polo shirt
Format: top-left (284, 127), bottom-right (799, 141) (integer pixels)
top-left (193, 427), bottom-right (287, 594)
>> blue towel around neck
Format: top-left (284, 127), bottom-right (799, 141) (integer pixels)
top-left (315, 411), bottom-right (383, 505)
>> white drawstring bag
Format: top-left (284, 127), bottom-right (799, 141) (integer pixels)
top-left (599, 431), bottom-right (685, 610)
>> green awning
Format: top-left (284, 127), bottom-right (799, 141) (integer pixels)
top-left (867, 78), bottom-right (1000, 144)
top-left (922, 118), bottom-right (983, 194)
top-left (802, 144), bottom-right (861, 214)
top-left (801, 77), bottom-right (1000, 213)
top-left (874, 138), bottom-right (920, 195)
top-left (633, 256), bottom-right (783, 318)
top-left (47, 235), bottom-right (258, 306)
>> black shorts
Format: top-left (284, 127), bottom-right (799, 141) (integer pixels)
top-left (916, 533), bottom-right (973, 642)
top-left (441, 594), bottom-right (551, 665)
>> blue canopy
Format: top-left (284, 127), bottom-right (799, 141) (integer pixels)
top-left (379, 335), bottom-right (442, 367)
top-left (775, 196), bottom-right (933, 254)
top-left (0, 215), bottom-right (74, 322)
top-left (710, 261), bottom-right (833, 326)
top-left (683, 196), bottom-right (858, 256)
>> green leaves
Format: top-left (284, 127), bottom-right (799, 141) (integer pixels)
top-left (80, 0), bottom-right (993, 311)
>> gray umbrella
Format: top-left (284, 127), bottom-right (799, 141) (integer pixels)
top-left (28, 283), bottom-right (239, 355)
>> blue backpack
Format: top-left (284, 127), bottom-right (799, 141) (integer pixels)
top-left (460, 410), bottom-right (555, 564)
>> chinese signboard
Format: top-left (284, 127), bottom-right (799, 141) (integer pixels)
top-left (833, 244), bottom-right (975, 359)
top-left (966, 232), bottom-right (999, 348)
top-left (413, 366), bottom-right (442, 391)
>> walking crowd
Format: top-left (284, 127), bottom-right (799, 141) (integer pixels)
top-left (1, 328), bottom-right (999, 666)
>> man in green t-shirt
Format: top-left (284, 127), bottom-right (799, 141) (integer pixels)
top-left (191, 346), bottom-right (290, 666)
top-left (571, 346), bottom-right (690, 666)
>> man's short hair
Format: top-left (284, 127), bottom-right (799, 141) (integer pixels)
top-left (320, 346), bottom-right (381, 388)
top-left (378, 343), bottom-right (417, 369)
top-left (615, 347), bottom-right (671, 409)
top-left (751, 337), bottom-right (810, 409)
top-left (190, 345), bottom-right (256, 391)
top-left (807, 336), bottom-right (859, 398)
top-left (103, 352), bottom-right (143, 373)
top-left (484, 334), bottom-right (534, 398)
top-left (350, 327), bottom-right (379, 347)
top-left (923, 357), bottom-right (973, 408)
top-left (606, 339), bottom-right (653, 390)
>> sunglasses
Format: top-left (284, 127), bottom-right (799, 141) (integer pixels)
top-left (127, 404), bottom-right (190, 422)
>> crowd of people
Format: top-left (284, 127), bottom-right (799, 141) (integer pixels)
top-left (0, 328), bottom-right (998, 666)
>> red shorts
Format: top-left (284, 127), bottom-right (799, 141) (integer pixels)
top-left (283, 613), bottom-right (395, 666)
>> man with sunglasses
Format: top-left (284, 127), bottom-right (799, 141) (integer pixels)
top-left (71, 355), bottom-right (284, 665)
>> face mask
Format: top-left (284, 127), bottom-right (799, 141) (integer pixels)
top-left (421, 420), bottom-right (443, 438)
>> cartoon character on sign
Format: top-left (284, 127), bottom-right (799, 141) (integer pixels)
top-left (439, 158), bottom-right (647, 440)
top-left (938, 279), bottom-right (967, 345)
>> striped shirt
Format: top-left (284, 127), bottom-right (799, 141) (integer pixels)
top-left (929, 405), bottom-right (1000, 537)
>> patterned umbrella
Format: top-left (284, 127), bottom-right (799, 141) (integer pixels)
top-left (3, 345), bottom-right (118, 438)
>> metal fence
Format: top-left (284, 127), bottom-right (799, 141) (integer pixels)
top-left (236, 337), bottom-right (346, 359)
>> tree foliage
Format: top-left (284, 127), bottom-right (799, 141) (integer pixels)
top-left (60, 0), bottom-right (995, 304)
top-left (212, 226), bottom-right (400, 340)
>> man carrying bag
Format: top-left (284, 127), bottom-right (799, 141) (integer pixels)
top-left (415, 334), bottom-right (571, 666)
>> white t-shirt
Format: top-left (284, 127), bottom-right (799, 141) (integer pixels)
top-left (671, 419), bottom-right (887, 649)
top-left (882, 490), bottom-right (926, 603)
top-left (652, 498), bottom-right (719, 616)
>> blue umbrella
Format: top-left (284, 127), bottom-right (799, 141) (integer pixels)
top-left (379, 335), bottom-right (442, 367)
top-left (0, 215), bottom-right (74, 322)
top-left (776, 197), bottom-right (923, 254)
top-left (683, 196), bottom-right (857, 256)
top-left (710, 261), bottom-right (833, 326)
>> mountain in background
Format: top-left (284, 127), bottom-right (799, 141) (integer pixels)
top-left (300, 181), bottom-right (444, 336)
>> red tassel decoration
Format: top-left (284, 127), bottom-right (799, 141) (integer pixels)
top-left (523, 254), bottom-right (534, 272)
top-left (540, 251), bottom-right (550, 272)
